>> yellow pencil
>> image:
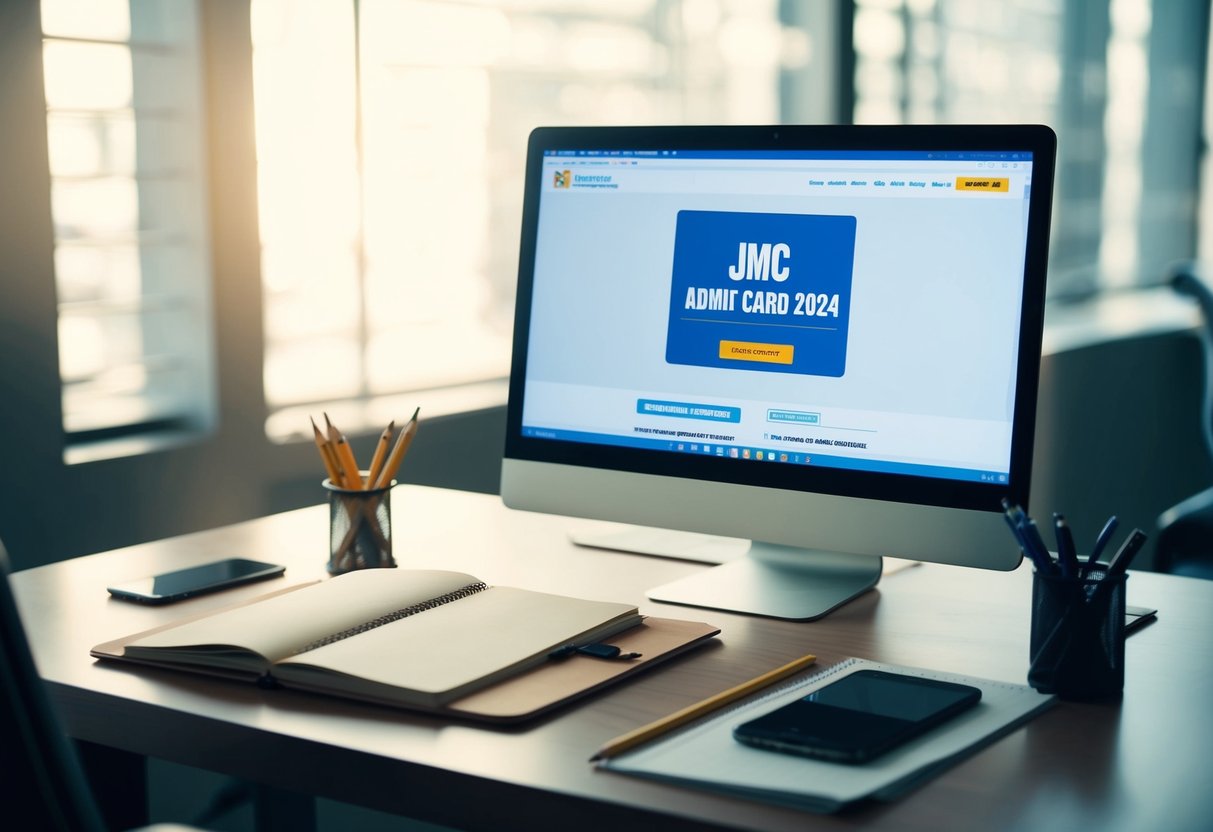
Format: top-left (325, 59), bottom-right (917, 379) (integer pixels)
top-left (310, 416), bottom-right (342, 484)
top-left (589, 653), bottom-right (817, 762)
top-left (324, 413), bottom-right (362, 489)
top-left (365, 420), bottom-right (395, 489)
top-left (322, 412), bottom-right (343, 486)
top-left (371, 407), bottom-right (419, 490)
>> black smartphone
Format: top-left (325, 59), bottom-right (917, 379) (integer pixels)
top-left (733, 669), bottom-right (982, 764)
top-left (107, 558), bottom-right (286, 605)
top-left (1125, 604), bottom-right (1157, 633)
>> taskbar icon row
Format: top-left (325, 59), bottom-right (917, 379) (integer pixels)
top-left (667, 441), bottom-right (810, 465)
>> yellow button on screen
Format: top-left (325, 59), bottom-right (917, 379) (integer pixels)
top-left (956, 177), bottom-right (1009, 192)
top-left (719, 340), bottom-right (794, 365)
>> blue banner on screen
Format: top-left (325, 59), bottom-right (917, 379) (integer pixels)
top-left (665, 210), bottom-right (857, 377)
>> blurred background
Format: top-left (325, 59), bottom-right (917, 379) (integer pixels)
top-left (1, 0), bottom-right (1210, 574)
top-left (2, 2), bottom-right (1212, 828)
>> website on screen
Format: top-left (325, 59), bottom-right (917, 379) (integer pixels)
top-left (521, 149), bottom-right (1034, 483)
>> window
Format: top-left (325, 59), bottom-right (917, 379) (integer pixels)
top-left (34, 1), bottom-right (1211, 453)
top-left (852, 0), bottom-right (1208, 297)
top-left (251, 0), bottom-right (835, 439)
top-left (41, 0), bottom-right (215, 454)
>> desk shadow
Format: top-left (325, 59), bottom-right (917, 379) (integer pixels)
top-left (831, 700), bottom-right (1125, 827)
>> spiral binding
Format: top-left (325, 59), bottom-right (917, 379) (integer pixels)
top-left (295, 581), bottom-right (488, 654)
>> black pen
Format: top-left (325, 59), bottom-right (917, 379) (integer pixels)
top-left (1088, 528), bottom-right (1147, 606)
top-left (1053, 513), bottom-right (1078, 578)
top-left (1104, 528), bottom-right (1147, 581)
top-left (549, 642), bottom-right (641, 661)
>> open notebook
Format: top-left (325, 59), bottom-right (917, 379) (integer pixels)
top-left (93, 569), bottom-right (719, 721)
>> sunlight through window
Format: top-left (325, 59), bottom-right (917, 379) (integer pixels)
top-left (252, 0), bottom-right (809, 438)
top-left (41, 0), bottom-right (214, 449)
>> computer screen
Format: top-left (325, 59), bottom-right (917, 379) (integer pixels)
top-left (503, 125), bottom-right (1055, 620)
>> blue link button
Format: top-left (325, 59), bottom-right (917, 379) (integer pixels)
top-left (637, 399), bottom-right (741, 423)
top-left (767, 409), bottom-right (820, 425)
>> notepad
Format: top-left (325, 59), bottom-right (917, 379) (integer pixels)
top-left (599, 657), bottom-right (1055, 813)
top-left (93, 569), bottom-right (662, 713)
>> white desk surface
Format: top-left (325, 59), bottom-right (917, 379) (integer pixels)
top-left (13, 485), bottom-right (1213, 831)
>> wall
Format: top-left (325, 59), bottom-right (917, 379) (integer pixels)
top-left (1, 0), bottom-right (1208, 575)
top-left (0, 0), bottom-right (508, 572)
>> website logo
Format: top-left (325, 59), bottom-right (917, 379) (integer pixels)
top-left (553, 170), bottom-right (571, 189)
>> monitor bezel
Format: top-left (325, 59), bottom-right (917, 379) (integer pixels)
top-left (504, 124), bottom-right (1056, 515)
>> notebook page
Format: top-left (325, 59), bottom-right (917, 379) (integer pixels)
top-left (126, 569), bottom-right (481, 663)
top-left (276, 586), bottom-right (639, 702)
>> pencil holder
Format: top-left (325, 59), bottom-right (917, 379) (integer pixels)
top-left (324, 475), bottom-right (396, 575)
top-left (1028, 569), bottom-right (1126, 701)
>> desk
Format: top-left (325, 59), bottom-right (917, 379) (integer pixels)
top-left (12, 485), bottom-right (1213, 831)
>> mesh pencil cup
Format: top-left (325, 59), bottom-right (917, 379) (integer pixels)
top-left (324, 474), bottom-right (397, 575)
top-left (1028, 569), bottom-right (1126, 701)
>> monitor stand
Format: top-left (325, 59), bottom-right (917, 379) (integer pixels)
top-left (570, 526), bottom-right (750, 564)
top-left (646, 543), bottom-right (883, 621)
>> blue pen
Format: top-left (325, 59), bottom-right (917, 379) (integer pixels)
top-left (1002, 509), bottom-right (1028, 547)
top-left (1003, 514), bottom-right (1048, 572)
top-left (1085, 515), bottom-right (1119, 576)
top-left (1001, 500), bottom-right (1031, 539)
top-left (1001, 501), bottom-right (1040, 567)
top-left (1018, 515), bottom-right (1057, 574)
top-left (1001, 500), bottom-right (1053, 573)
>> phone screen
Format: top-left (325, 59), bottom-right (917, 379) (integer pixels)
top-left (733, 669), bottom-right (981, 764)
top-left (107, 558), bottom-right (285, 604)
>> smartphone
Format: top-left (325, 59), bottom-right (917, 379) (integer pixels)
top-left (107, 558), bottom-right (286, 605)
top-left (1125, 604), bottom-right (1157, 633)
top-left (733, 669), bottom-right (982, 764)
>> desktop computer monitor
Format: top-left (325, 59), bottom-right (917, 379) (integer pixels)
top-left (502, 125), bottom-right (1055, 620)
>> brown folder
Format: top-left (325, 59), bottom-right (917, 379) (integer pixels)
top-left (92, 581), bottom-right (719, 723)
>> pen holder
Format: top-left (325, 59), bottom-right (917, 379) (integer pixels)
top-left (1028, 569), bottom-right (1126, 701)
top-left (324, 475), bottom-right (397, 575)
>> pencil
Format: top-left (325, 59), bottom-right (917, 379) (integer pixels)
top-left (365, 420), bottom-right (395, 489)
top-left (310, 417), bottom-right (342, 484)
top-left (589, 653), bottom-right (817, 762)
top-left (371, 407), bottom-right (419, 489)
top-left (325, 413), bottom-right (363, 489)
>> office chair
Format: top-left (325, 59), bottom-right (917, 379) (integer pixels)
top-left (0, 539), bottom-right (110, 831)
top-left (1155, 264), bottom-right (1213, 579)
top-left (0, 541), bottom-right (204, 831)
